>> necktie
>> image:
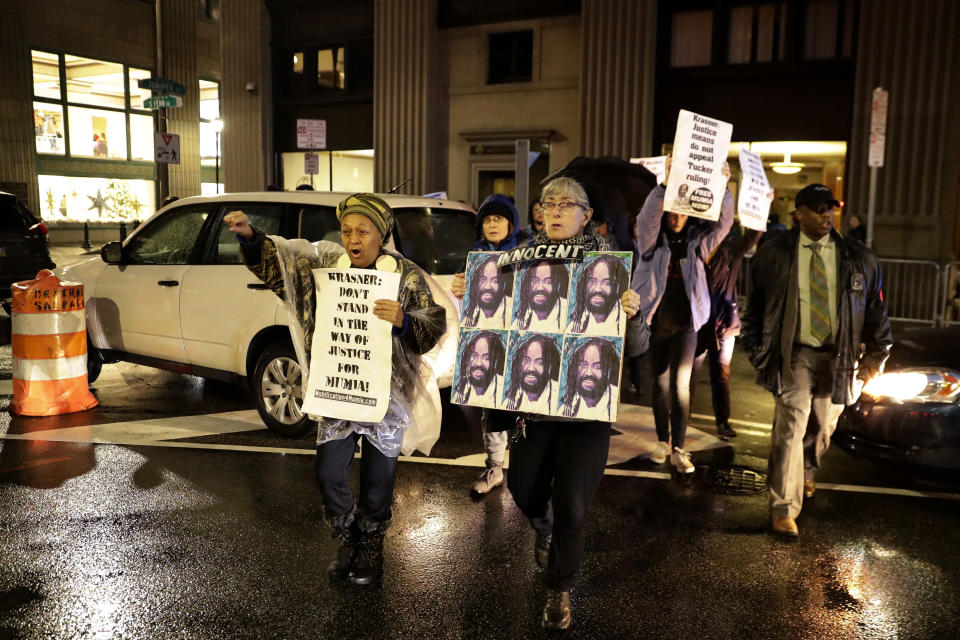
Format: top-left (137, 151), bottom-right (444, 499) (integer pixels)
top-left (807, 242), bottom-right (830, 343)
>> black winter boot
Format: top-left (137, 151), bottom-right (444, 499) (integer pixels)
top-left (347, 521), bottom-right (387, 586)
top-left (327, 522), bottom-right (358, 579)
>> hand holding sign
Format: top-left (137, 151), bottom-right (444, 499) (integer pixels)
top-left (373, 299), bottom-right (404, 328)
top-left (224, 210), bottom-right (254, 240)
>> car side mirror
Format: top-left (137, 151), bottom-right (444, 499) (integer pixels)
top-left (101, 241), bottom-right (123, 264)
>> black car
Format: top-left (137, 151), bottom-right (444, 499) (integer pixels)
top-left (835, 326), bottom-right (960, 478)
top-left (0, 191), bottom-right (55, 303)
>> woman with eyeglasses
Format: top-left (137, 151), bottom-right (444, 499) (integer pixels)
top-left (628, 157), bottom-right (733, 475)
top-left (488, 175), bottom-right (639, 630)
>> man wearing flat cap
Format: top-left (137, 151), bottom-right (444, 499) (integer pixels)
top-left (741, 183), bottom-right (892, 538)
top-left (224, 193), bottom-right (446, 586)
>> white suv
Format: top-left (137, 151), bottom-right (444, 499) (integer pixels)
top-left (55, 191), bottom-right (475, 436)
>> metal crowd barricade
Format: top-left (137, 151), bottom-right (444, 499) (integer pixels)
top-left (877, 258), bottom-right (940, 326)
top-left (940, 261), bottom-right (960, 326)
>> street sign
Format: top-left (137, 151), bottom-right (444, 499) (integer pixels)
top-left (138, 77), bottom-right (187, 95)
top-left (144, 95), bottom-right (183, 109)
top-left (154, 132), bottom-right (180, 164)
top-left (304, 152), bottom-right (319, 175)
top-left (297, 119), bottom-right (327, 149)
top-left (868, 87), bottom-right (889, 168)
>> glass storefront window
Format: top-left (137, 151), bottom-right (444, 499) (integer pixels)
top-left (317, 47), bottom-right (345, 89)
top-left (129, 68), bottom-right (152, 109)
top-left (64, 55), bottom-right (126, 109)
top-left (199, 79), bottom-right (220, 120)
top-left (33, 102), bottom-right (65, 155)
top-left (68, 106), bottom-right (128, 160)
top-left (130, 113), bottom-right (155, 161)
top-left (199, 121), bottom-right (220, 166)
top-left (280, 150), bottom-right (374, 191)
top-left (37, 175), bottom-right (155, 222)
top-left (32, 50), bottom-right (61, 100)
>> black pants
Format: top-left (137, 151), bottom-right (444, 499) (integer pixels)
top-left (314, 432), bottom-right (398, 527)
top-left (508, 420), bottom-right (611, 591)
top-left (695, 328), bottom-right (735, 426)
top-left (650, 328), bottom-right (698, 448)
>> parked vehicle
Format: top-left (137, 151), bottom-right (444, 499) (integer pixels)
top-left (1, 191), bottom-right (55, 306)
top-left (835, 326), bottom-right (960, 481)
top-left (55, 191), bottom-right (474, 436)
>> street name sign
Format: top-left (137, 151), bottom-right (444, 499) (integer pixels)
top-left (144, 95), bottom-right (183, 109)
top-left (138, 77), bottom-right (187, 95)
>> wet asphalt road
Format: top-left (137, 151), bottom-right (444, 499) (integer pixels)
top-left (0, 247), bottom-right (959, 639)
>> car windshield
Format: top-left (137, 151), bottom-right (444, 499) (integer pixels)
top-left (392, 207), bottom-right (474, 274)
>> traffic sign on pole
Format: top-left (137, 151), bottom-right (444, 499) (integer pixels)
top-left (138, 77), bottom-right (187, 95)
top-left (144, 95), bottom-right (183, 109)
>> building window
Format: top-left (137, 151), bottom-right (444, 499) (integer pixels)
top-left (33, 102), bottom-right (65, 155)
top-left (292, 51), bottom-right (304, 75)
top-left (804, 0), bottom-right (856, 60)
top-left (671, 10), bottom-right (713, 67)
top-left (199, 79), bottom-right (222, 193)
top-left (198, 0), bottom-right (220, 21)
top-left (37, 175), bottom-right (155, 222)
top-left (487, 30), bottom-right (534, 84)
top-left (317, 47), bottom-right (345, 89)
top-left (728, 3), bottom-right (787, 64)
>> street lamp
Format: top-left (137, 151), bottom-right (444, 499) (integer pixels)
top-left (212, 118), bottom-right (224, 193)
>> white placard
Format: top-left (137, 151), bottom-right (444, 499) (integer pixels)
top-left (868, 87), bottom-right (888, 168)
top-left (630, 156), bottom-right (667, 185)
top-left (302, 269), bottom-right (401, 422)
top-left (737, 146), bottom-right (773, 231)
top-left (154, 132), bottom-right (180, 164)
top-left (304, 152), bottom-right (319, 175)
top-left (664, 110), bottom-right (733, 221)
top-left (296, 118), bottom-right (327, 150)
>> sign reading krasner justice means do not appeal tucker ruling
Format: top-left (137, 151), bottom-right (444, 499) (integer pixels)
top-left (301, 268), bottom-right (401, 422)
top-left (664, 109), bottom-right (733, 221)
top-left (737, 145), bottom-right (774, 232)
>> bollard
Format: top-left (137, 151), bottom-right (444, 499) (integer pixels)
top-left (10, 270), bottom-right (99, 416)
top-left (81, 222), bottom-right (91, 250)
top-left (132, 219), bottom-right (140, 231)
top-left (119, 221), bottom-right (127, 240)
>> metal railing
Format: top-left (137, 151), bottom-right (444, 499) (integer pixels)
top-left (940, 262), bottom-right (960, 326)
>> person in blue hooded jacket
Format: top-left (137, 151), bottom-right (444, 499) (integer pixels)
top-left (627, 157), bottom-right (733, 474)
top-left (451, 193), bottom-right (522, 496)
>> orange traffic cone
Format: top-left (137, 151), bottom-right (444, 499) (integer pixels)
top-left (10, 269), bottom-right (98, 416)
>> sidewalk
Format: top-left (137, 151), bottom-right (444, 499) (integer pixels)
top-left (49, 243), bottom-right (100, 269)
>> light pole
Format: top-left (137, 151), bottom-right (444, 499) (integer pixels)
top-left (212, 118), bottom-right (224, 194)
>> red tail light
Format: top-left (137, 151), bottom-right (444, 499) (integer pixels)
top-left (28, 222), bottom-right (49, 236)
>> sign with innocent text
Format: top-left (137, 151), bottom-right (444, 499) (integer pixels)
top-left (301, 269), bottom-right (401, 422)
top-left (664, 110), bottom-right (733, 222)
top-left (737, 146), bottom-right (773, 231)
top-left (453, 250), bottom-right (631, 421)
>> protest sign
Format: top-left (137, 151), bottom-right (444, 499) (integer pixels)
top-left (302, 269), bottom-right (401, 422)
top-left (630, 156), bottom-right (667, 185)
top-left (453, 250), bottom-right (630, 421)
top-left (664, 110), bottom-right (733, 221)
top-left (737, 145), bottom-right (774, 231)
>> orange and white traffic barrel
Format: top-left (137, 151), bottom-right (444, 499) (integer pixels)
top-left (10, 269), bottom-right (98, 416)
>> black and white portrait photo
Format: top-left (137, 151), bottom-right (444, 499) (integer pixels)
top-left (452, 329), bottom-right (507, 409)
top-left (566, 252), bottom-right (632, 336)
top-left (558, 336), bottom-right (623, 421)
top-left (461, 252), bottom-right (512, 329)
top-left (511, 259), bottom-right (570, 332)
top-left (503, 332), bottom-right (563, 414)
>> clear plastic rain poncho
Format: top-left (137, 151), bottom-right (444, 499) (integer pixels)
top-left (260, 235), bottom-right (457, 457)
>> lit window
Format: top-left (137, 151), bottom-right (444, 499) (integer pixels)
top-left (671, 10), bottom-right (713, 68)
top-left (33, 102), bottom-right (65, 155)
top-left (37, 175), bottom-right (155, 222)
top-left (292, 51), bottom-right (304, 74)
top-left (64, 55), bottom-right (126, 109)
top-left (130, 114), bottom-right (155, 161)
top-left (317, 47), bottom-right (345, 89)
top-left (199, 79), bottom-right (221, 168)
top-left (129, 68), bottom-right (152, 109)
top-left (68, 106), bottom-right (128, 160)
top-left (32, 50), bottom-right (61, 100)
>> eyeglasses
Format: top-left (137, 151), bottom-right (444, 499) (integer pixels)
top-left (540, 200), bottom-right (585, 215)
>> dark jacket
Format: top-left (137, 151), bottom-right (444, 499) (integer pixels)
top-left (739, 227), bottom-right (893, 405)
top-left (472, 194), bottom-right (522, 252)
top-left (703, 228), bottom-right (762, 343)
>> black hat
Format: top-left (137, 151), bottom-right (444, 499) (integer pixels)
top-left (795, 183), bottom-right (840, 210)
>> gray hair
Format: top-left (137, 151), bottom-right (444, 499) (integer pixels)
top-left (540, 176), bottom-right (589, 208)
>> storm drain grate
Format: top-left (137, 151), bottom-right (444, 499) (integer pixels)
top-left (693, 465), bottom-right (768, 495)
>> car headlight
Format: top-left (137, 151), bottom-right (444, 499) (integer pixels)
top-left (861, 368), bottom-right (960, 403)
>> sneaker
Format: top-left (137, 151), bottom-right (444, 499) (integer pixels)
top-left (534, 532), bottom-right (551, 569)
top-left (670, 447), bottom-right (695, 474)
top-left (542, 589), bottom-right (571, 629)
top-left (470, 461), bottom-right (504, 495)
top-left (716, 422), bottom-right (737, 439)
top-left (650, 441), bottom-right (670, 464)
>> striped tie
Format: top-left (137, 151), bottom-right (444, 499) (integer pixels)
top-left (807, 242), bottom-right (830, 343)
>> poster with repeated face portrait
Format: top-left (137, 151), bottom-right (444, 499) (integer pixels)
top-left (460, 251), bottom-right (513, 330)
top-left (452, 328), bottom-right (508, 409)
top-left (511, 260), bottom-right (570, 333)
top-left (566, 251), bottom-right (633, 337)
top-left (502, 331), bottom-right (563, 414)
top-left (557, 335), bottom-right (624, 422)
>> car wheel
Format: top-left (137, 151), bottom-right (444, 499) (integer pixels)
top-left (87, 342), bottom-right (103, 384)
top-left (253, 343), bottom-right (316, 438)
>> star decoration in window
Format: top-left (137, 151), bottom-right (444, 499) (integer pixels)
top-left (87, 189), bottom-right (113, 217)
